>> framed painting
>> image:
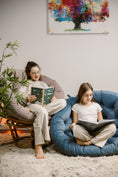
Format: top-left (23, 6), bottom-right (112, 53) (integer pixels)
top-left (48, 0), bottom-right (109, 34)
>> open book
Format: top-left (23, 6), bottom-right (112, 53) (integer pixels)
top-left (31, 87), bottom-right (54, 105)
top-left (77, 119), bottom-right (116, 131)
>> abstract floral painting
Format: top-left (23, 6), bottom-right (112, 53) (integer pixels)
top-left (48, 0), bottom-right (109, 34)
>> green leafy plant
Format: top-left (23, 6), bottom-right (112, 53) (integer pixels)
top-left (0, 40), bottom-right (28, 118)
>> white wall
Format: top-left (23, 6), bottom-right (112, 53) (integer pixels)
top-left (0, 0), bottom-right (118, 97)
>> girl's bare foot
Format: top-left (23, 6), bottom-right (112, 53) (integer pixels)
top-left (84, 140), bottom-right (92, 146)
top-left (76, 138), bottom-right (86, 145)
top-left (76, 138), bottom-right (92, 146)
top-left (35, 145), bottom-right (45, 159)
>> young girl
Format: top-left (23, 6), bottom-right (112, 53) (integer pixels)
top-left (19, 61), bottom-right (66, 159)
top-left (71, 83), bottom-right (116, 148)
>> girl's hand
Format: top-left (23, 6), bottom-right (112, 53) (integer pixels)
top-left (70, 122), bottom-right (76, 130)
top-left (50, 96), bottom-right (56, 102)
top-left (24, 107), bottom-right (30, 112)
top-left (97, 111), bottom-right (103, 122)
top-left (27, 95), bottom-right (37, 103)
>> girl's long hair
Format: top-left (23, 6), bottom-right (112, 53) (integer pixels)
top-left (25, 61), bottom-right (41, 80)
top-left (76, 83), bottom-right (95, 103)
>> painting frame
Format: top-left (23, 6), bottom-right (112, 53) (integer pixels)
top-left (48, 0), bottom-right (109, 34)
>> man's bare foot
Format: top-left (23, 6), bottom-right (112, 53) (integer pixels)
top-left (35, 145), bottom-right (45, 159)
top-left (76, 138), bottom-right (92, 146)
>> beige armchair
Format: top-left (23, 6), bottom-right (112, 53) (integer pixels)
top-left (4, 69), bottom-right (65, 147)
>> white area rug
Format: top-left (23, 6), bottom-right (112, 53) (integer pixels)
top-left (0, 133), bottom-right (118, 177)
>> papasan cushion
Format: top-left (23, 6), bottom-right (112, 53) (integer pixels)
top-left (50, 90), bottom-right (118, 156)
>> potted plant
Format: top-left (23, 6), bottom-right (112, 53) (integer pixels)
top-left (0, 40), bottom-right (28, 122)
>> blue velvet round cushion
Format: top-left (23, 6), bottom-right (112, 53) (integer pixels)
top-left (50, 90), bottom-right (118, 156)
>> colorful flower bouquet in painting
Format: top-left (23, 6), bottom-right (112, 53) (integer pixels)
top-left (48, 0), bottom-right (109, 34)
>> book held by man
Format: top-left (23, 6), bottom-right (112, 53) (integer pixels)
top-left (77, 119), bottom-right (116, 131)
top-left (31, 87), bottom-right (54, 105)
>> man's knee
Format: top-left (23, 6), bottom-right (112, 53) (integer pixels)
top-left (35, 108), bottom-right (48, 117)
top-left (105, 123), bottom-right (116, 137)
top-left (33, 109), bottom-right (48, 125)
top-left (60, 99), bottom-right (66, 109)
top-left (72, 125), bottom-right (82, 138)
top-left (108, 123), bottom-right (116, 135)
